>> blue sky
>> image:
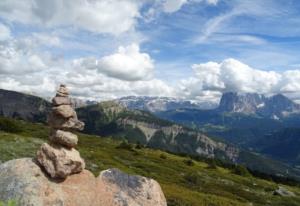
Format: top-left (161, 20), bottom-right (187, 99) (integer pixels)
top-left (1, 0), bottom-right (300, 103)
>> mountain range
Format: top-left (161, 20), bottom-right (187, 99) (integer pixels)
top-left (116, 96), bottom-right (218, 112)
top-left (217, 92), bottom-right (300, 119)
top-left (1, 89), bottom-right (300, 180)
top-left (0, 89), bottom-right (237, 161)
top-left (155, 92), bottom-right (300, 170)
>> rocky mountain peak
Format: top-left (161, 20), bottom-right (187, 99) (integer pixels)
top-left (258, 93), bottom-right (300, 117)
top-left (218, 92), bottom-right (265, 114)
top-left (217, 92), bottom-right (300, 118)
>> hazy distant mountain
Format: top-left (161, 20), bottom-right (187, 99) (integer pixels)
top-left (115, 96), bottom-right (218, 112)
top-left (157, 92), bottom-right (300, 168)
top-left (258, 94), bottom-right (300, 119)
top-left (218, 92), bottom-right (266, 114)
top-left (218, 92), bottom-right (300, 119)
top-left (70, 98), bottom-right (97, 108)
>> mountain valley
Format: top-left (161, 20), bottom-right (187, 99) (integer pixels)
top-left (1, 89), bottom-right (300, 181)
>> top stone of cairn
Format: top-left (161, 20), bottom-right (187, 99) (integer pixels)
top-left (56, 84), bottom-right (69, 97)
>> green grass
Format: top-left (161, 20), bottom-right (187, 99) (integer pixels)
top-left (1, 118), bottom-right (300, 206)
top-left (0, 200), bottom-right (17, 206)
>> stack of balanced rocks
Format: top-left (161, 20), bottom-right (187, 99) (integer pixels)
top-left (37, 84), bottom-right (85, 179)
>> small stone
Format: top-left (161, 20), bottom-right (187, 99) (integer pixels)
top-left (273, 186), bottom-right (295, 197)
top-left (48, 113), bottom-right (85, 131)
top-left (56, 92), bottom-right (68, 97)
top-left (36, 143), bottom-right (85, 179)
top-left (52, 96), bottom-right (71, 106)
top-left (50, 130), bottom-right (78, 148)
top-left (53, 105), bottom-right (74, 118)
top-left (57, 85), bottom-right (69, 96)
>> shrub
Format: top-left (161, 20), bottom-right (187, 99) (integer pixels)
top-left (159, 153), bottom-right (167, 159)
top-left (183, 172), bottom-right (202, 186)
top-left (116, 140), bottom-right (134, 151)
top-left (206, 159), bottom-right (217, 169)
top-left (0, 117), bottom-right (23, 133)
top-left (233, 165), bottom-right (252, 177)
top-left (183, 158), bottom-right (194, 166)
top-left (135, 141), bottom-right (144, 149)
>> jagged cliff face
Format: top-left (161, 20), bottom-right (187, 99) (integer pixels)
top-left (218, 92), bottom-right (300, 119)
top-left (0, 89), bottom-right (51, 122)
top-left (258, 94), bottom-right (300, 118)
top-left (118, 118), bottom-right (239, 161)
top-left (218, 92), bottom-right (265, 114)
top-left (77, 102), bottom-right (239, 162)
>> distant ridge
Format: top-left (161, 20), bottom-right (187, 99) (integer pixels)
top-left (0, 89), bottom-right (50, 122)
top-left (115, 96), bottom-right (218, 112)
top-left (217, 92), bottom-right (300, 119)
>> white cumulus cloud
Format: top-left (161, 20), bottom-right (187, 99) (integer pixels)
top-left (0, 0), bottom-right (140, 35)
top-left (163, 0), bottom-right (188, 13)
top-left (0, 23), bottom-right (10, 41)
top-left (206, 0), bottom-right (218, 5)
top-left (162, 0), bottom-right (218, 13)
top-left (180, 58), bottom-right (300, 102)
top-left (74, 44), bottom-right (154, 81)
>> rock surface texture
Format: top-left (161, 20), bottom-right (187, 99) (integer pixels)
top-left (36, 84), bottom-right (85, 179)
top-left (0, 158), bottom-right (167, 206)
top-left (273, 186), bottom-right (296, 197)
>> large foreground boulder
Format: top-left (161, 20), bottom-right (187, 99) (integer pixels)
top-left (0, 158), bottom-right (167, 206)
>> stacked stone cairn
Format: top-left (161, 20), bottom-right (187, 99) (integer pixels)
top-left (37, 84), bottom-right (85, 179)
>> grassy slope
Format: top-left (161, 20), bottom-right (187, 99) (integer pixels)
top-left (1, 119), bottom-right (300, 206)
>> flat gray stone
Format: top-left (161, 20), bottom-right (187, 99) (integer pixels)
top-left (52, 97), bottom-right (71, 106)
top-left (50, 130), bottom-right (78, 148)
top-left (52, 105), bottom-right (75, 118)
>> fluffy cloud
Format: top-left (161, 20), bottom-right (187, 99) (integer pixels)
top-left (162, 0), bottom-right (218, 13)
top-left (180, 58), bottom-right (300, 102)
top-left (163, 0), bottom-right (188, 13)
top-left (192, 58), bottom-right (280, 93)
top-left (0, 23), bottom-right (10, 41)
top-left (0, 41), bottom-right (48, 75)
top-left (0, 30), bottom-right (174, 100)
top-left (0, 0), bottom-right (140, 35)
top-left (206, 0), bottom-right (218, 5)
top-left (74, 44), bottom-right (154, 81)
